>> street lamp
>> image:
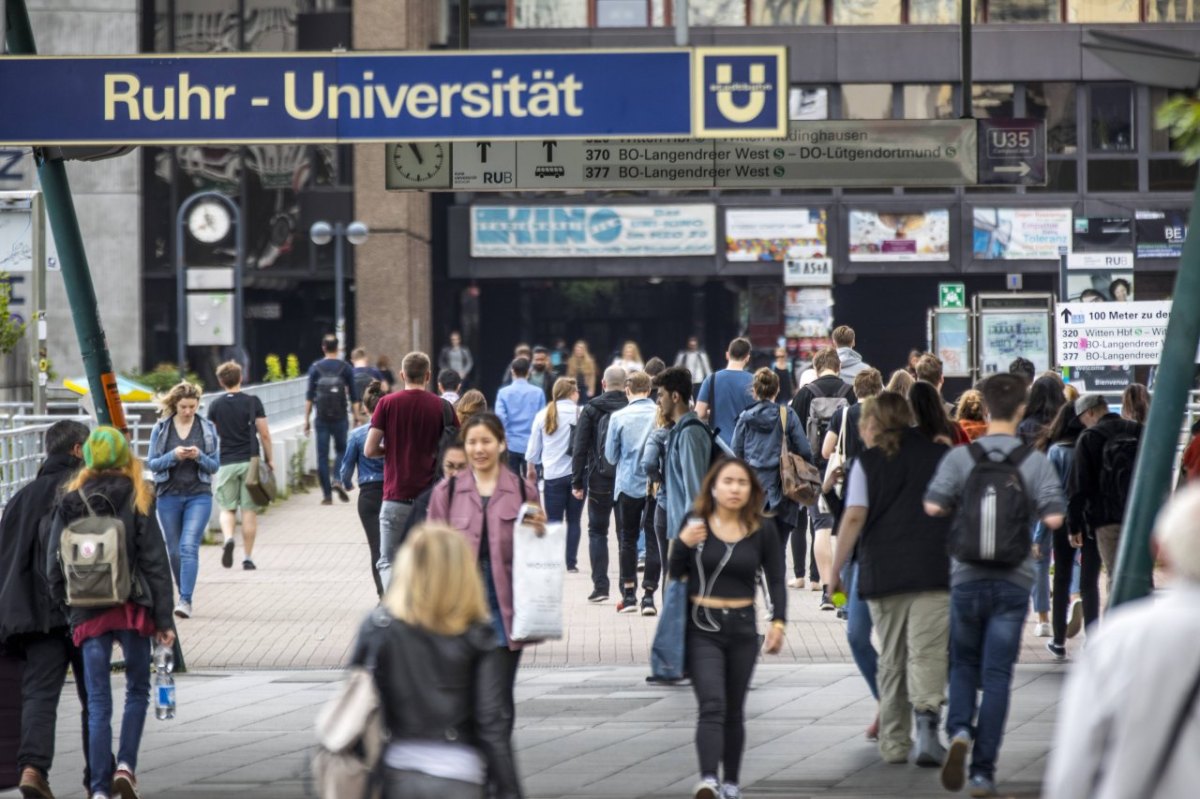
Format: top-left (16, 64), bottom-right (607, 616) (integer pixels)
top-left (1081, 30), bottom-right (1200, 608)
top-left (310, 220), bottom-right (369, 358)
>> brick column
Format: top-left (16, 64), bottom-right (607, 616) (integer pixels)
top-left (353, 0), bottom-right (439, 363)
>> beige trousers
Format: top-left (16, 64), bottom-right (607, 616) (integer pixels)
top-left (867, 590), bottom-right (951, 762)
top-left (1095, 524), bottom-right (1122, 596)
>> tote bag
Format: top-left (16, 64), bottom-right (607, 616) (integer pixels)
top-left (512, 521), bottom-right (567, 641)
top-left (649, 577), bottom-right (689, 682)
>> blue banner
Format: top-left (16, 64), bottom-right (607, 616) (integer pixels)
top-left (0, 48), bottom-right (786, 145)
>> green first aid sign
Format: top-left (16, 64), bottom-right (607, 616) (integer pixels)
top-left (939, 282), bottom-right (966, 309)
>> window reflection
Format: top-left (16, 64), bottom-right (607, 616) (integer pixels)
top-left (1091, 85), bottom-right (1135, 152)
top-left (972, 84), bottom-right (1014, 119)
top-left (1151, 89), bottom-right (1187, 152)
top-left (1067, 0), bottom-right (1139, 21)
top-left (843, 85), bottom-right (894, 119)
top-left (790, 88), bottom-right (830, 120)
top-left (904, 85), bottom-right (956, 119)
top-left (689, 0), bottom-right (748, 24)
top-left (513, 0), bottom-right (587, 27)
top-left (1146, 0), bottom-right (1196, 20)
top-left (752, 0), bottom-right (825, 24)
top-left (833, 0), bottom-right (901, 24)
top-left (597, 0), bottom-right (649, 25)
top-left (1026, 83), bottom-right (1077, 154)
top-left (986, 0), bottom-right (1058, 21)
top-left (909, 0), bottom-right (961, 23)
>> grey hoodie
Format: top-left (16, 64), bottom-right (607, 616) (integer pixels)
top-left (837, 347), bottom-right (869, 385)
top-left (731, 400), bottom-right (812, 511)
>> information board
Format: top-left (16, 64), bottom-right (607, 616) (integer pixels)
top-left (1056, 301), bottom-right (1175, 367)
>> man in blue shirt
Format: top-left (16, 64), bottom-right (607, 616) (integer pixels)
top-left (495, 357), bottom-right (546, 475)
top-left (304, 335), bottom-right (360, 505)
top-left (604, 371), bottom-right (658, 615)
top-left (694, 336), bottom-right (755, 447)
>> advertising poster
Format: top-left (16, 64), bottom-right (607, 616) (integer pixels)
top-left (848, 209), bottom-right (950, 262)
top-left (1065, 272), bottom-right (1134, 302)
top-left (1073, 216), bottom-right (1133, 252)
top-left (973, 207), bottom-right (1071, 260)
top-left (934, 311), bottom-right (971, 377)
top-left (471, 204), bottom-right (716, 258)
top-left (1136, 209), bottom-right (1189, 258)
top-left (784, 288), bottom-right (834, 362)
top-left (725, 208), bottom-right (827, 262)
top-left (978, 312), bottom-right (1051, 375)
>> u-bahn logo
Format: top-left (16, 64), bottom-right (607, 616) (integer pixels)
top-left (693, 47), bottom-right (787, 139)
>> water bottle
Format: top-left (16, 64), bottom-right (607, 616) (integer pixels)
top-left (154, 644), bottom-right (176, 720)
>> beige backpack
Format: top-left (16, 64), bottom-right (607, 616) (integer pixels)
top-left (59, 489), bottom-right (132, 608)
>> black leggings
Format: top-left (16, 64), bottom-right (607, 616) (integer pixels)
top-left (1051, 527), bottom-right (1101, 645)
top-left (687, 608), bottom-right (759, 785)
top-left (357, 482), bottom-right (384, 597)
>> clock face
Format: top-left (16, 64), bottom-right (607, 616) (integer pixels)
top-left (188, 201), bottom-right (232, 244)
top-left (391, 142), bottom-right (446, 182)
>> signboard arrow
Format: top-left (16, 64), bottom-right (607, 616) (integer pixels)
top-left (994, 162), bottom-right (1032, 177)
top-left (1060, 307), bottom-right (1073, 324)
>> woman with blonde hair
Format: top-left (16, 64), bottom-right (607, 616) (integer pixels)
top-left (955, 390), bottom-right (988, 442)
top-left (455, 389), bottom-right (488, 427)
top-left (146, 381), bottom-right (220, 619)
top-left (886, 369), bottom-right (915, 396)
top-left (566, 340), bottom-right (597, 401)
top-left (527, 377), bottom-right (584, 572)
top-left (48, 427), bottom-right (176, 799)
top-left (612, 340), bottom-right (644, 373)
top-left (350, 524), bottom-right (522, 799)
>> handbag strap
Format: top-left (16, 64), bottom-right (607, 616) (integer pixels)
top-left (76, 488), bottom-right (97, 518)
top-left (838, 406), bottom-right (849, 459)
top-left (779, 406), bottom-right (789, 462)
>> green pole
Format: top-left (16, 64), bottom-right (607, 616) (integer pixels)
top-left (1110, 178), bottom-right (1200, 607)
top-left (4, 0), bottom-right (125, 430)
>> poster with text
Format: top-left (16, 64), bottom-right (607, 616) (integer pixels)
top-left (973, 207), bottom-right (1071, 260)
top-left (1136, 209), bottom-right (1189, 258)
top-left (978, 312), bottom-right (1051, 376)
top-left (935, 311), bottom-right (971, 377)
top-left (726, 208), bottom-right (827, 262)
top-left (848, 209), bottom-right (950, 261)
top-left (1066, 272), bottom-right (1134, 302)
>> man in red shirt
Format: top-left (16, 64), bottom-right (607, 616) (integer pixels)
top-left (366, 351), bottom-right (456, 589)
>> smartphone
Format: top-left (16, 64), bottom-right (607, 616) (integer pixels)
top-left (518, 502), bottom-right (540, 524)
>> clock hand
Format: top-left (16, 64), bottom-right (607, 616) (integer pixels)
top-left (409, 143), bottom-right (424, 165)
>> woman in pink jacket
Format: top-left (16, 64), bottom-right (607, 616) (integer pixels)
top-left (427, 412), bottom-right (545, 739)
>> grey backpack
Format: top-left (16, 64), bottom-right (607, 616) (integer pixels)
top-left (805, 381), bottom-right (853, 458)
top-left (59, 489), bottom-right (132, 608)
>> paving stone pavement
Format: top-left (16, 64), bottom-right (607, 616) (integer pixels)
top-left (0, 663), bottom-right (1066, 799)
top-left (174, 489), bottom-right (1078, 671)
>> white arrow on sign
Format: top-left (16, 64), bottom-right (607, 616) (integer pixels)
top-left (995, 162), bottom-right (1032, 177)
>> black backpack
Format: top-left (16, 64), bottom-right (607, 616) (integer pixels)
top-left (314, 361), bottom-right (348, 420)
top-left (950, 443), bottom-right (1035, 567)
top-left (672, 416), bottom-right (733, 476)
top-left (1099, 425), bottom-right (1141, 523)
top-left (592, 411), bottom-right (618, 481)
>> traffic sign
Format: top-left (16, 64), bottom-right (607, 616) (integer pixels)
top-left (978, 118), bottom-right (1046, 186)
top-left (939, 282), bottom-right (966, 309)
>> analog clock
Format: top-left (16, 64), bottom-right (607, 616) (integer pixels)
top-left (391, 142), bottom-right (446, 182)
top-left (188, 201), bottom-right (232, 244)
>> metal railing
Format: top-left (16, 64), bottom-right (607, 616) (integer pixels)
top-left (0, 424), bottom-right (54, 507)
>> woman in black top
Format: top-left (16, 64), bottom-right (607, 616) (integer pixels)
top-left (670, 458), bottom-right (786, 799)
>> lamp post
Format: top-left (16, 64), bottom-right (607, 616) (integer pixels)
top-left (1081, 31), bottom-right (1200, 608)
top-left (310, 220), bottom-right (369, 358)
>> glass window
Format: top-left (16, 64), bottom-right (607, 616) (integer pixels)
top-left (842, 85), bottom-right (894, 119)
top-left (752, 0), bottom-right (825, 24)
top-left (1067, 0), bottom-right (1139, 21)
top-left (597, 0), bottom-right (649, 25)
top-left (1026, 83), bottom-right (1078, 154)
top-left (1027, 160), bottom-right (1079, 193)
top-left (973, 84), bottom-right (1014, 119)
top-left (909, 0), bottom-right (964, 23)
top-left (904, 85), bottom-right (956, 119)
top-left (513, 0), bottom-right (587, 27)
top-left (689, 0), bottom-right (748, 24)
top-left (1088, 160), bottom-right (1138, 192)
top-left (833, 0), bottom-right (901, 24)
top-left (174, 0), bottom-right (241, 52)
top-left (986, 0), bottom-right (1058, 21)
top-left (244, 0), bottom-right (302, 51)
top-left (1151, 88), bottom-right (1189, 153)
top-left (790, 87), bottom-right (830, 120)
top-left (1091, 85), bottom-right (1136, 152)
top-left (1149, 160), bottom-right (1198, 192)
top-left (652, 0), bottom-right (667, 25)
top-left (1148, 0), bottom-right (1198, 20)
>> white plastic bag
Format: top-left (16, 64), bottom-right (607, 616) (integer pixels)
top-left (511, 521), bottom-right (566, 641)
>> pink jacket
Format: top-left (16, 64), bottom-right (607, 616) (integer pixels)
top-left (427, 468), bottom-right (540, 651)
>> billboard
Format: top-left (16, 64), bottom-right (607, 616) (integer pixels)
top-left (470, 204), bottom-right (716, 258)
top-left (1136, 209), bottom-right (1189, 258)
top-left (848, 209), bottom-right (950, 262)
top-left (973, 207), bottom-right (1071, 260)
top-left (725, 208), bottom-right (826, 262)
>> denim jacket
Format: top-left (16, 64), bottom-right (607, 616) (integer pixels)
top-left (340, 423), bottom-right (385, 489)
top-left (147, 415), bottom-right (220, 486)
top-left (604, 397), bottom-right (657, 500)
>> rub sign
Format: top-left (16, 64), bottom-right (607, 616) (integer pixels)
top-left (0, 48), bottom-right (787, 145)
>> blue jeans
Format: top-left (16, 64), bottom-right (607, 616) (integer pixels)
top-left (845, 562), bottom-right (879, 700)
top-left (314, 417), bottom-right (349, 500)
top-left (156, 492), bottom-right (212, 603)
top-left (543, 475), bottom-right (584, 569)
top-left (80, 630), bottom-right (152, 795)
top-left (946, 579), bottom-right (1028, 782)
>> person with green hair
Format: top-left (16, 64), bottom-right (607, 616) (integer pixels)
top-left (47, 426), bottom-right (176, 799)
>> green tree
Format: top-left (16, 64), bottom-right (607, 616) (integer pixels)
top-left (1157, 93), bottom-right (1200, 164)
top-left (0, 274), bottom-right (27, 354)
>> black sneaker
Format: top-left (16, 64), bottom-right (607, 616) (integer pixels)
top-left (587, 589), bottom-right (609, 603)
top-left (640, 594), bottom-right (658, 617)
top-left (618, 591), bottom-right (638, 613)
top-left (332, 482), bottom-right (350, 503)
top-left (819, 590), bottom-right (835, 611)
top-left (243, 559), bottom-right (257, 571)
top-left (221, 538), bottom-right (235, 569)
top-left (1046, 641), bottom-right (1066, 662)
top-left (836, 607), bottom-right (848, 621)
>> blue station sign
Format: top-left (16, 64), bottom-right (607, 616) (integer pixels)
top-left (0, 47), bottom-right (787, 145)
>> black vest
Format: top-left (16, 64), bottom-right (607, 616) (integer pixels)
top-left (857, 429), bottom-right (952, 599)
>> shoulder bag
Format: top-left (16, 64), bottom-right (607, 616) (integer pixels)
top-left (779, 406), bottom-right (821, 505)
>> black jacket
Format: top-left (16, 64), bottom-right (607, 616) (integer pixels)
top-left (856, 429), bottom-right (952, 599)
top-left (46, 475), bottom-right (176, 634)
top-left (351, 612), bottom-right (521, 798)
top-left (1068, 413), bottom-right (1143, 533)
top-left (0, 454), bottom-right (80, 642)
top-left (570, 390), bottom-right (628, 492)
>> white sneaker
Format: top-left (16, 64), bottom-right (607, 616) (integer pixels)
top-left (788, 577), bottom-right (805, 589)
top-left (1066, 598), bottom-right (1084, 639)
top-left (1034, 622), bottom-right (1051, 638)
top-left (174, 600), bottom-right (192, 619)
top-left (693, 777), bottom-right (720, 799)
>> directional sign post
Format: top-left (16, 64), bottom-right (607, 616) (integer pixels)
top-left (978, 118), bottom-right (1046, 186)
top-left (1055, 301), bottom-right (1181, 367)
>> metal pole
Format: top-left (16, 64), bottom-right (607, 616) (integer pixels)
top-left (334, 223), bottom-right (346, 358)
top-left (960, 0), bottom-right (973, 118)
top-left (459, 0), bottom-right (469, 48)
top-left (674, 0), bottom-right (688, 47)
top-left (30, 192), bottom-right (46, 414)
top-left (175, 199), bottom-right (188, 380)
top-left (234, 183), bottom-right (245, 374)
top-left (6, 0), bottom-right (125, 430)
top-left (1110, 177), bottom-right (1200, 607)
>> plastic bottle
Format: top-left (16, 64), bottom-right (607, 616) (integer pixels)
top-left (154, 644), bottom-right (176, 720)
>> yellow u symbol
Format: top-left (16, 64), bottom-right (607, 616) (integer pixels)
top-left (715, 63), bottom-right (766, 124)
